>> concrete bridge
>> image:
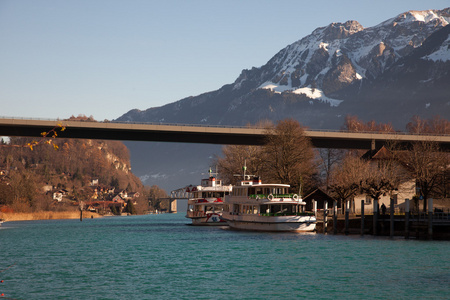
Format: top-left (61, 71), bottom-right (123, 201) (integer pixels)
top-left (0, 117), bottom-right (449, 150)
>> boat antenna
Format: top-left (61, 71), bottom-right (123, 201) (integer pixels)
top-left (205, 166), bottom-right (218, 178)
top-left (233, 159), bottom-right (254, 180)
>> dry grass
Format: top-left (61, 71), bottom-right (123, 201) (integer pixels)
top-left (1, 211), bottom-right (101, 222)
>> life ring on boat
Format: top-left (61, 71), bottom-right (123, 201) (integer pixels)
top-left (268, 194), bottom-right (274, 201)
top-left (293, 194), bottom-right (299, 200)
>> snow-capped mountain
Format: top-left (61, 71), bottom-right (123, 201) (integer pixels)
top-left (254, 9), bottom-right (449, 101)
top-left (119, 8), bottom-right (450, 129)
top-left (117, 8), bottom-right (450, 192)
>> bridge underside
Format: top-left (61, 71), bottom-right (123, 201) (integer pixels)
top-left (0, 119), bottom-right (449, 151)
top-left (0, 122), bottom-right (266, 145)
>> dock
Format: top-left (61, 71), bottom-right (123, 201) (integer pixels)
top-left (315, 210), bottom-right (450, 240)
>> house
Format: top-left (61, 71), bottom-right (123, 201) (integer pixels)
top-left (112, 194), bottom-right (125, 203)
top-left (303, 188), bottom-right (337, 212)
top-left (352, 146), bottom-right (416, 214)
top-left (126, 192), bottom-right (140, 199)
top-left (42, 184), bottom-right (53, 193)
top-left (53, 189), bottom-right (69, 202)
top-left (79, 200), bottom-right (124, 214)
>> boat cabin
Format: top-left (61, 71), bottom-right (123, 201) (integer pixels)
top-left (224, 178), bottom-right (309, 217)
top-left (227, 202), bottom-right (307, 216)
top-left (185, 176), bottom-right (232, 218)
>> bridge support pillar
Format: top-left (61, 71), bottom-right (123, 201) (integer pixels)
top-left (169, 199), bottom-right (177, 213)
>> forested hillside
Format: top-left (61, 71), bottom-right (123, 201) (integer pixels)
top-left (0, 135), bottom-right (151, 213)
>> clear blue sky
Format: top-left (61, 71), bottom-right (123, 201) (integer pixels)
top-left (1, 0), bottom-right (448, 121)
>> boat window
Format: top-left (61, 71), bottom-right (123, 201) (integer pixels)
top-left (253, 205), bottom-right (258, 214)
top-left (271, 204), bottom-right (282, 214)
top-left (260, 204), bottom-right (269, 214)
top-left (205, 205), bottom-right (216, 212)
top-left (284, 204), bottom-right (294, 214)
top-left (237, 188), bottom-right (247, 197)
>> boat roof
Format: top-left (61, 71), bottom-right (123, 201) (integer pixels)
top-left (234, 183), bottom-right (290, 188)
top-left (187, 185), bottom-right (232, 192)
top-left (226, 198), bottom-right (305, 205)
top-left (188, 198), bottom-right (224, 204)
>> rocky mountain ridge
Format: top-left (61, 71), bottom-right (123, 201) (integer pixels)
top-left (116, 8), bottom-right (450, 192)
top-left (119, 8), bottom-right (450, 129)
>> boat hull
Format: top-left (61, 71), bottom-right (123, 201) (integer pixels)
top-left (188, 213), bottom-right (227, 226)
top-left (222, 214), bottom-right (316, 232)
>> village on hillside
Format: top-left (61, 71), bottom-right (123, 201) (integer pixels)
top-left (53, 179), bottom-right (141, 215)
top-left (0, 169), bottom-right (142, 216)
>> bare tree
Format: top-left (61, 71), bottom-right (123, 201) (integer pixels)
top-left (343, 115), bottom-right (395, 133)
top-left (329, 154), bottom-right (368, 209)
top-left (317, 148), bottom-right (345, 191)
top-left (401, 141), bottom-right (448, 211)
top-left (360, 162), bottom-right (400, 205)
top-left (404, 115), bottom-right (450, 211)
top-left (407, 115), bottom-right (450, 134)
top-left (263, 119), bottom-right (315, 193)
top-left (215, 119), bottom-right (315, 194)
top-left (146, 185), bottom-right (168, 212)
top-left (215, 145), bottom-right (264, 184)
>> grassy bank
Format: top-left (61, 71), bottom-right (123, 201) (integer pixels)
top-left (1, 211), bottom-right (101, 222)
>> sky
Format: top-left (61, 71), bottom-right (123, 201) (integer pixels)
top-left (1, 0), bottom-right (449, 121)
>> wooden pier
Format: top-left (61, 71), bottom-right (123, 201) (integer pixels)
top-left (315, 199), bottom-right (450, 240)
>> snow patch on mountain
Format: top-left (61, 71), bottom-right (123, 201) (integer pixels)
top-left (292, 87), bottom-right (343, 107)
top-left (423, 34), bottom-right (450, 62)
top-left (259, 82), bottom-right (293, 93)
top-left (259, 81), bottom-right (343, 107)
top-left (405, 10), bottom-right (449, 25)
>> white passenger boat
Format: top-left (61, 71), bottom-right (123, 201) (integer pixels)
top-left (221, 177), bottom-right (316, 232)
top-left (185, 173), bottom-right (232, 226)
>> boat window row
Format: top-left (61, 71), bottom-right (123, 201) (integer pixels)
top-left (248, 187), bottom-right (287, 196)
top-left (193, 191), bottom-right (229, 198)
top-left (231, 187), bottom-right (289, 197)
top-left (188, 204), bottom-right (223, 212)
top-left (224, 203), bottom-right (305, 216)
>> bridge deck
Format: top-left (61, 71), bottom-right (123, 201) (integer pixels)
top-left (0, 118), bottom-right (449, 150)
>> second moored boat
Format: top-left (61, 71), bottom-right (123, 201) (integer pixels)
top-left (221, 176), bottom-right (316, 232)
top-left (184, 171), bottom-right (232, 226)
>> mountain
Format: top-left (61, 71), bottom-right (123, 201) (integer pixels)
top-left (116, 8), bottom-right (450, 192)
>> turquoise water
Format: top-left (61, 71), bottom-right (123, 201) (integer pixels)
top-left (0, 214), bottom-right (449, 299)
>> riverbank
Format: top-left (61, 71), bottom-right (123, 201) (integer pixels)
top-left (0, 211), bottom-right (101, 222)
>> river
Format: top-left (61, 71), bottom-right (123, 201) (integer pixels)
top-left (1, 213), bottom-right (449, 299)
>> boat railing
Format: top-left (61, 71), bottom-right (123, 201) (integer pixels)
top-left (410, 212), bottom-right (450, 221)
top-left (259, 212), bottom-right (315, 217)
top-left (249, 193), bottom-right (299, 200)
top-left (186, 211), bottom-right (206, 218)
